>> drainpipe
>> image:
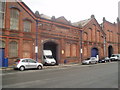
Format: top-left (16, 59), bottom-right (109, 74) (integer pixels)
top-left (35, 20), bottom-right (38, 61)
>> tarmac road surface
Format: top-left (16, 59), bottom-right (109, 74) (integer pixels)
top-left (2, 62), bottom-right (118, 88)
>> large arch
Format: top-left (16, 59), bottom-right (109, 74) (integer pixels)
top-left (91, 48), bottom-right (99, 57)
top-left (108, 45), bottom-right (113, 57)
top-left (42, 40), bottom-right (59, 65)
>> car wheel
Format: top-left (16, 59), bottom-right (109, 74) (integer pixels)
top-left (19, 66), bottom-right (25, 71)
top-left (89, 62), bottom-right (91, 64)
top-left (95, 61), bottom-right (98, 64)
top-left (37, 65), bottom-right (42, 70)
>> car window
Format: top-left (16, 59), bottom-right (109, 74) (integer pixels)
top-left (112, 55), bottom-right (117, 57)
top-left (28, 59), bottom-right (37, 63)
top-left (15, 59), bottom-right (20, 62)
top-left (22, 60), bottom-right (26, 62)
top-left (86, 58), bottom-right (90, 60)
top-left (21, 59), bottom-right (28, 63)
top-left (43, 56), bottom-right (46, 59)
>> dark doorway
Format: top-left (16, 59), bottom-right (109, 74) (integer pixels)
top-left (108, 45), bottom-right (113, 58)
top-left (91, 48), bottom-right (99, 57)
top-left (43, 41), bottom-right (58, 65)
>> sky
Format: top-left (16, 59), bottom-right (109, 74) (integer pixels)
top-left (23, 0), bottom-right (119, 24)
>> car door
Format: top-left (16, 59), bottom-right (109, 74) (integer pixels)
top-left (24, 59), bottom-right (30, 69)
top-left (28, 59), bottom-right (37, 68)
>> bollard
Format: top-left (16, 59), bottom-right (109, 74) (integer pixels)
top-left (64, 60), bottom-right (67, 64)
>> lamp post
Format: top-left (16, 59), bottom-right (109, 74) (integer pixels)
top-left (104, 36), bottom-right (106, 57)
top-left (35, 20), bottom-right (38, 61)
top-left (80, 30), bottom-right (83, 62)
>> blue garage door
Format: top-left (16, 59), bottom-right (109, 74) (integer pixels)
top-left (0, 48), bottom-right (5, 67)
top-left (91, 48), bottom-right (98, 57)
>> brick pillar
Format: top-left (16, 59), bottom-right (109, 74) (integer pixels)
top-left (18, 38), bottom-right (23, 58)
top-left (19, 33), bottom-right (23, 58)
top-left (60, 38), bottom-right (65, 64)
top-left (77, 41), bottom-right (80, 63)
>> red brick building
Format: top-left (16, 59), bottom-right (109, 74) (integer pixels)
top-left (102, 17), bottom-right (119, 57)
top-left (0, 0), bottom-right (37, 65)
top-left (73, 15), bottom-right (105, 60)
top-left (0, 0), bottom-right (81, 65)
top-left (0, 0), bottom-right (119, 66)
top-left (73, 16), bottom-right (120, 60)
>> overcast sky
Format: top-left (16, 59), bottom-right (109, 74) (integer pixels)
top-left (23, 0), bottom-right (119, 24)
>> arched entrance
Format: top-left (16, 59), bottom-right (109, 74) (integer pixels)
top-left (108, 45), bottom-right (113, 58)
top-left (43, 41), bottom-right (59, 65)
top-left (91, 48), bottom-right (99, 57)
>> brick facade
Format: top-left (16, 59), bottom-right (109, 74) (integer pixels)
top-left (0, 1), bottom-right (119, 66)
top-left (103, 18), bottom-right (119, 57)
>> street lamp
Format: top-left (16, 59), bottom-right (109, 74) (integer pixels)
top-left (104, 36), bottom-right (106, 57)
top-left (80, 30), bottom-right (83, 62)
top-left (35, 20), bottom-right (38, 61)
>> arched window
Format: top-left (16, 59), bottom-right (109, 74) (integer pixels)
top-left (97, 30), bottom-right (100, 42)
top-left (9, 41), bottom-right (18, 57)
top-left (88, 28), bottom-right (92, 41)
top-left (110, 31), bottom-right (113, 42)
top-left (65, 43), bottom-right (70, 57)
top-left (71, 44), bottom-right (77, 57)
top-left (83, 47), bottom-right (87, 57)
top-left (107, 30), bottom-right (110, 42)
top-left (24, 20), bottom-right (31, 32)
top-left (83, 32), bottom-right (88, 41)
top-left (0, 40), bottom-right (5, 48)
top-left (92, 24), bottom-right (96, 42)
top-left (23, 42), bottom-right (31, 58)
top-left (0, 1), bottom-right (5, 28)
top-left (10, 9), bottom-right (19, 30)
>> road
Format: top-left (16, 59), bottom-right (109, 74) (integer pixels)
top-left (2, 62), bottom-right (118, 88)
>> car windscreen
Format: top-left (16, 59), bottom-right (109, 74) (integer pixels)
top-left (111, 55), bottom-right (118, 57)
top-left (46, 55), bottom-right (53, 59)
top-left (86, 58), bottom-right (90, 60)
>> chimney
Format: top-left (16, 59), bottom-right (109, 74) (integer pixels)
top-left (117, 17), bottom-right (119, 23)
top-left (51, 16), bottom-right (56, 21)
top-left (103, 17), bottom-right (106, 22)
top-left (35, 11), bottom-right (40, 18)
top-left (91, 14), bottom-right (95, 18)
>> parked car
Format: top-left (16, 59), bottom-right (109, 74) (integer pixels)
top-left (13, 58), bottom-right (43, 71)
top-left (104, 57), bottom-right (111, 62)
top-left (98, 57), bottom-right (110, 63)
top-left (82, 57), bottom-right (98, 65)
top-left (98, 58), bottom-right (106, 63)
top-left (110, 54), bottom-right (120, 61)
top-left (43, 50), bottom-right (56, 65)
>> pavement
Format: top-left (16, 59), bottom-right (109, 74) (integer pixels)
top-left (0, 63), bottom-right (81, 71)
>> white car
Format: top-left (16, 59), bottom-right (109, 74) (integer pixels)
top-left (13, 58), bottom-right (43, 71)
top-left (110, 54), bottom-right (120, 61)
top-left (82, 57), bottom-right (98, 65)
